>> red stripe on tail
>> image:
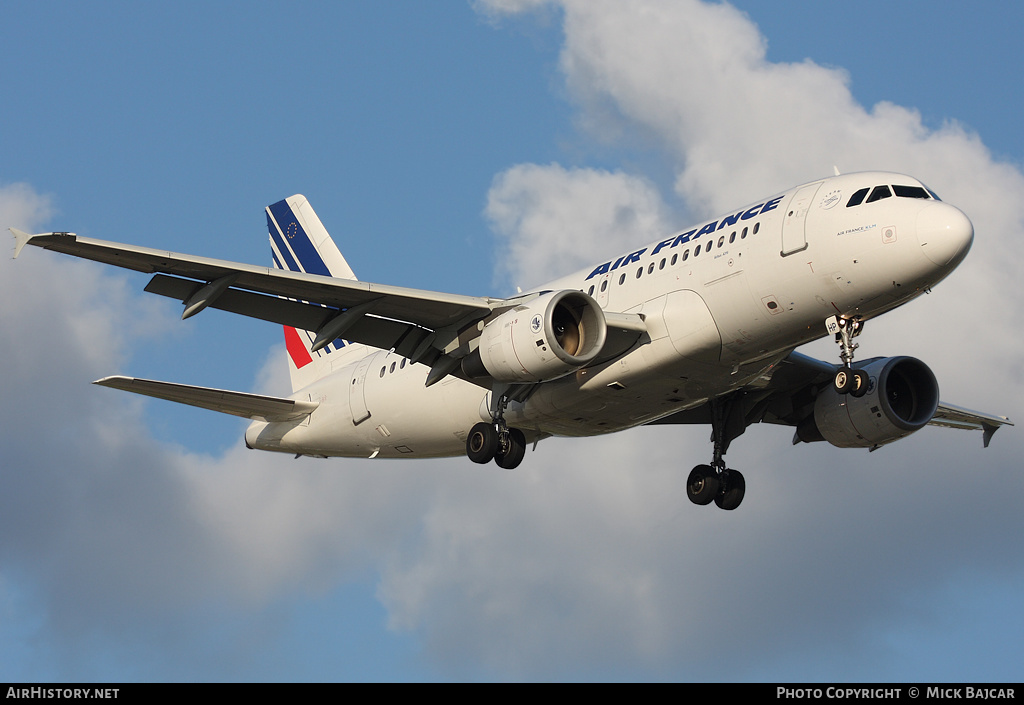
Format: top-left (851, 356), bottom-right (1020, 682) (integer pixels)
top-left (284, 326), bottom-right (313, 369)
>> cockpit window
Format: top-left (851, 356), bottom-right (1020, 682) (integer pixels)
top-left (846, 188), bottom-right (869, 207)
top-left (893, 185), bottom-right (930, 199)
top-left (846, 182), bottom-right (938, 208)
top-left (865, 185), bottom-right (893, 204)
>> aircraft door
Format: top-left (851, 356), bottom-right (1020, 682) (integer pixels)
top-left (348, 355), bottom-right (374, 425)
top-left (594, 273), bottom-right (612, 308)
top-left (781, 182), bottom-right (822, 256)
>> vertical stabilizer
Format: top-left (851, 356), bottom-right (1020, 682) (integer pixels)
top-left (266, 195), bottom-right (364, 392)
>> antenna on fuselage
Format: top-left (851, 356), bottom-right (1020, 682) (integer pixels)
top-left (833, 165), bottom-right (842, 176)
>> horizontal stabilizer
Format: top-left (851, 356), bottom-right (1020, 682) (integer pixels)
top-left (93, 376), bottom-right (318, 422)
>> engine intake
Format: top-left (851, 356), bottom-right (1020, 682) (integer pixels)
top-left (802, 356), bottom-right (939, 448)
top-left (463, 290), bottom-right (607, 383)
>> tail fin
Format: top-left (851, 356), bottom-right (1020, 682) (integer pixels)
top-left (266, 195), bottom-right (363, 392)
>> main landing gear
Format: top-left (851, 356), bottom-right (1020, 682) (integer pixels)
top-left (466, 386), bottom-right (527, 469)
top-left (686, 395), bottom-right (747, 511)
top-left (827, 315), bottom-right (869, 397)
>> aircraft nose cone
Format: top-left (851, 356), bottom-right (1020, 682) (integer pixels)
top-left (915, 202), bottom-right (974, 267)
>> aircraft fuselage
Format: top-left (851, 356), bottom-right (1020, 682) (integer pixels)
top-left (244, 171), bottom-right (974, 458)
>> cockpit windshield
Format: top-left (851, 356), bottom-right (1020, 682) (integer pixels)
top-left (847, 182), bottom-right (938, 207)
top-left (892, 185), bottom-right (930, 199)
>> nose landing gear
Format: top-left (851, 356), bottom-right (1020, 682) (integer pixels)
top-left (827, 315), bottom-right (869, 397)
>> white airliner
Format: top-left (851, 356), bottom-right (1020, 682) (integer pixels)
top-left (10, 170), bottom-right (1012, 510)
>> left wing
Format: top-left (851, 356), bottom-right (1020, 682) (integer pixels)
top-left (929, 401), bottom-right (1013, 448)
top-left (650, 351), bottom-right (1013, 448)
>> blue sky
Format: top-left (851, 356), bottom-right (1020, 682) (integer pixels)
top-left (1, 0), bottom-right (1022, 682)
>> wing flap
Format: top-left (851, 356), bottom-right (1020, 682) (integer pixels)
top-left (144, 274), bottom-right (436, 359)
top-left (93, 376), bottom-right (318, 422)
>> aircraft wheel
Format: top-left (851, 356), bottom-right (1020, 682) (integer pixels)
top-left (850, 369), bottom-right (870, 398)
top-left (494, 428), bottom-right (527, 469)
top-left (714, 469), bottom-right (746, 511)
top-left (834, 368), bottom-right (854, 394)
top-left (466, 422), bottom-right (499, 464)
top-left (686, 464), bottom-right (719, 506)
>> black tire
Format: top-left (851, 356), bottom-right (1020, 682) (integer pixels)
top-left (834, 368), bottom-right (854, 394)
top-left (686, 464), bottom-right (719, 506)
top-left (714, 469), bottom-right (745, 511)
top-left (495, 428), bottom-right (527, 469)
top-left (850, 369), bottom-right (870, 398)
top-left (466, 422), bottom-right (499, 464)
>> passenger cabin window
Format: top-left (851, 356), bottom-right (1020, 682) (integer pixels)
top-left (866, 185), bottom-right (893, 203)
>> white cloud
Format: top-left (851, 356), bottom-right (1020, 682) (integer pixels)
top-left (0, 182), bottom-right (53, 233)
top-left (486, 163), bottom-right (671, 289)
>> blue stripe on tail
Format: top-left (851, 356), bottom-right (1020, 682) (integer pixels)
top-left (267, 200), bottom-right (331, 276)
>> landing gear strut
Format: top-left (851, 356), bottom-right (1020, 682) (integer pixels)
top-left (466, 385), bottom-right (527, 469)
top-left (687, 395), bottom-right (747, 511)
top-left (827, 315), bottom-right (869, 397)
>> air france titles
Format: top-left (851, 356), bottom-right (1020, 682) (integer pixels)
top-left (585, 196), bottom-right (784, 280)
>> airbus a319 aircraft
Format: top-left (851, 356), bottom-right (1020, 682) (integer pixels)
top-left (11, 170), bottom-right (1012, 511)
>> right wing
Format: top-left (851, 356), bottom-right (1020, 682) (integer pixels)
top-left (14, 229), bottom-right (495, 359)
top-left (12, 229), bottom-right (646, 384)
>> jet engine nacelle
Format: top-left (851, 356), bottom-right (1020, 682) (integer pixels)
top-left (806, 356), bottom-right (940, 448)
top-left (463, 290), bottom-right (607, 383)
